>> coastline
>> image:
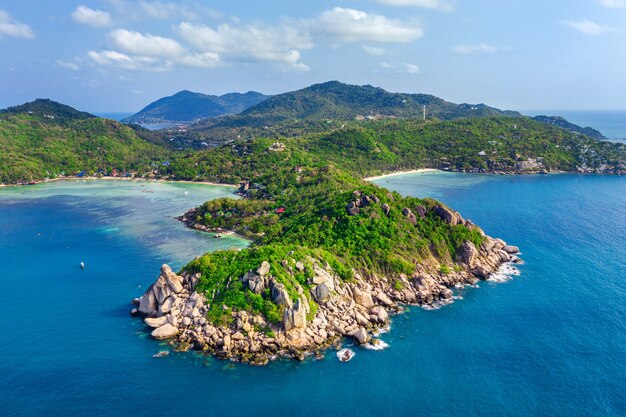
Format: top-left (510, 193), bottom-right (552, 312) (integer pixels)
top-left (0, 176), bottom-right (237, 189)
top-left (364, 168), bottom-right (438, 181)
top-left (134, 198), bottom-right (523, 365)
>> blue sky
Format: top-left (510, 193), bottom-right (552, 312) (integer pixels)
top-left (1, 0), bottom-right (625, 112)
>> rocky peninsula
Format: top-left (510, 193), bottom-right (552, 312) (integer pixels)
top-left (133, 196), bottom-right (521, 365)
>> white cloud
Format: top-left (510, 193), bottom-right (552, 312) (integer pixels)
top-left (379, 62), bottom-right (421, 74)
top-left (176, 52), bottom-right (221, 68)
top-left (0, 10), bottom-right (35, 39)
top-left (310, 7), bottom-right (423, 43)
top-left (362, 45), bottom-right (386, 56)
top-left (109, 29), bottom-right (185, 58)
top-left (374, 0), bottom-right (454, 11)
top-left (176, 22), bottom-right (312, 70)
top-left (106, 0), bottom-right (221, 21)
top-left (453, 43), bottom-right (511, 55)
top-left (88, 49), bottom-right (169, 71)
top-left (139, 1), bottom-right (197, 20)
top-left (561, 19), bottom-right (617, 35)
top-left (402, 63), bottom-right (421, 74)
top-left (89, 29), bottom-right (221, 71)
top-left (56, 60), bottom-right (81, 71)
top-left (597, 0), bottom-right (625, 8)
top-left (85, 8), bottom-right (423, 73)
top-left (71, 6), bottom-right (112, 28)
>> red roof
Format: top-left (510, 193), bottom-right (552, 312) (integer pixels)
top-left (275, 207), bottom-right (286, 214)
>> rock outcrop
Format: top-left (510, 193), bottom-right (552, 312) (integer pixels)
top-left (134, 227), bottom-right (520, 365)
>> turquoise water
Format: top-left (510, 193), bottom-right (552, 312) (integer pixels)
top-left (0, 175), bottom-right (624, 416)
top-left (524, 110), bottom-right (626, 141)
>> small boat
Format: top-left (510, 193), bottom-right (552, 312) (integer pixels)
top-left (153, 350), bottom-right (169, 358)
top-left (80, 261), bottom-right (85, 269)
top-left (214, 234), bottom-right (223, 238)
top-left (337, 348), bottom-right (355, 362)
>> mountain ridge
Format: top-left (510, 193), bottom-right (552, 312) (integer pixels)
top-left (123, 90), bottom-right (270, 125)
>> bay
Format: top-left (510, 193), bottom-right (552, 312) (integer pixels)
top-left (0, 174), bottom-right (624, 416)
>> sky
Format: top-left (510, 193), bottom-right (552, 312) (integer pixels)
top-left (0, 0), bottom-right (625, 112)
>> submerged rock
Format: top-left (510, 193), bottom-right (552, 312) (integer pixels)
top-left (337, 348), bottom-right (355, 362)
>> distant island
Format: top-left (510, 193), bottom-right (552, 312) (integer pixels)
top-left (1, 81), bottom-right (624, 363)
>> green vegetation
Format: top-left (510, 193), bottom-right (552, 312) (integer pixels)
top-left (1, 94), bottom-right (624, 327)
top-left (183, 156), bottom-right (486, 325)
top-left (0, 112), bottom-right (168, 183)
top-left (123, 90), bottom-right (269, 124)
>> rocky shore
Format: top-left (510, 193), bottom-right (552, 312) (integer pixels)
top-left (133, 205), bottom-right (521, 365)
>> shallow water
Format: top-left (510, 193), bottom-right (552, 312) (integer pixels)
top-left (0, 175), bottom-right (624, 416)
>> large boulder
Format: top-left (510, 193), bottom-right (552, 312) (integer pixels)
top-left (138, 284), bottom-right (157, 315)
top-left (312, 265), bottom-right (334, 290)
top-left (503, 245), bottom-right (520, 254)
top-left (271, 282), bottom-right (293, 309)
top-left (375, 292), bottom-right (394, 307)
top-left (353, 328), bottom-right (370, 345)
top-left (257, 261), bottom-right (271, 276)
top-left (346, 201), bottom-right (360, 216)
top-left (353, 288), bottom-right (374, 309)
top-left (283, 299), bottom-right (307, 331)
top-left (434, 205), bottom-right (461, 226)
top-left (402, 208), bottom-right (417, 225)
top-left (159, 296), bottom-right (175, 315)
top-left (313, 283), bottom-right (330, 302)
top-left (153, 275), bottom-right (171, 305)
top-left (151, 323), bottom-right (179, 339)
top-left (370, 306), bottom-right (388, 323)
top-left (247, 274), bottom-right (265, 294)
top-left (497, 250), bottom-right (511, 263)
top-left (461, 241), bottom-right (479, 267)
top-left (145, 316), bottom-right (168, 328)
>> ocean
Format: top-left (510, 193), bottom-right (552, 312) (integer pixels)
top-left (523, 110), bottom-right (626, 141)
top-left (0, 175), bottom-right (624, 416)
top-left (94, 112), bottom-right (134, 122)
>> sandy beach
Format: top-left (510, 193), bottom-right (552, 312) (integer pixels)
top-left (1, 177), bottom-right (237, 188)
top-left (363, 168), bottom-right (438, 182)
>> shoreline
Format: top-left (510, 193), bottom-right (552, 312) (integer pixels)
top-left (0, 176), bottom-right (237, 189)
top-left (134, 197), bottom-right (523, 365)
top-left (363, 168), bottom-right (439, 181)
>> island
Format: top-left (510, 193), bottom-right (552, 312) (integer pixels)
top-left (1, 82), bottom-right (623, 364)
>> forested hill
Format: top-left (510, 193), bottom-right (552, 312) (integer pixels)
top-left (532, 115), bottom-right (605, 140)
top-left (182, 81), bottom-right (525, 144)
top-left (0, 99), bottom-right (96, 124)
top-left (123, 90), bottom-right (270, 124)
top-left (0, 100), bottom-right (168, 184)
top-left (239, 81), bottom-right (522, 123)
top-left (2, 96), bottom-right (624, 185)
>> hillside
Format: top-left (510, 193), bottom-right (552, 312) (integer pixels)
top-left (0, 100), bottom-right (169, 184)
top-left (532, 115), bottom-right (605, 140)
top-left (123, 90), bottom-right (269, 124)
top-left (180, 82), bottom-right (601, 146)
top-left (0, 98), bottom-right (96, 124)
top-left (239, 81), bottom-right (521, 122)
top-left (136, 138), bottom-right (520, 363)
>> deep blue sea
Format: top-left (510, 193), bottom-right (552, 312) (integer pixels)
top-left (94, 112), bottom-right (134, 122)
top-left (0, 175), bottom-right (624, 416)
